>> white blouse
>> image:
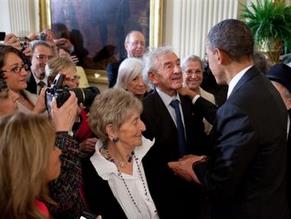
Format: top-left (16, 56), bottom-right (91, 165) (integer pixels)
top-left (90, 136), bottom-right (159, 219)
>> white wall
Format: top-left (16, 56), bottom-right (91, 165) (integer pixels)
top-left (163, 0), bottom-right (242, 60)
top-left (0, 0), bottom-right (39, 37)
top-left (0, 0), bottom-right (12, 33)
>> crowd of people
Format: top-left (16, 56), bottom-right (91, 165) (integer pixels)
top-left (1, 18), bottom-right (291, 219)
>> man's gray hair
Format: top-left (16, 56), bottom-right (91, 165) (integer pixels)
top-left (142, 46), bottom-right (175, 87)
top-left (181, 55), bottom-right (203, 72)
top-left (207, 19), bottom-right (254, 61)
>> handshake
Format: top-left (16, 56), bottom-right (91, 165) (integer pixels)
top-left (168, 154), bottom-right (207, 184)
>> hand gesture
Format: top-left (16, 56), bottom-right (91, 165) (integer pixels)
top-left (51, 91), bottom-right (78, 132)
top-left (80, 137), bottom-right (98, 153)
top-left (32, 87), bottom-right (47, 114)
top-left (168, 154), bottom-right (206, 183)
top-left (4, 33), bottom-right (20, 49)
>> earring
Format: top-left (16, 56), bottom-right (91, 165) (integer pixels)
top-left (112, 137), bottom-right (119, 143)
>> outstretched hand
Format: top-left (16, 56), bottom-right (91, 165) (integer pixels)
top-left (178, 87), bottom-right (198, 98)
top-left (168, 154), bottom-right (206, 183)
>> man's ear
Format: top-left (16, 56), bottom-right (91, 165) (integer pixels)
top-left (149, 71), bottom-right (159, 85)
top-left (216, 48), bottom-right (231, 65)
top-left (124, 42), bottom-right (129, 52)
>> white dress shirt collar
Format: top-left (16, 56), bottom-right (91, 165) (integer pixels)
top-left (227, 65), bottom-right (253, 99)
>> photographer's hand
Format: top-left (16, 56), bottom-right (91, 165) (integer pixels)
top-left (22, 46), bottom-right (32, 57)
top-left (4, 33), bottom-right (20, 50)
top-left (32, 88), bottom-right (46, 114)
top-left (51, 91), bottom-right (78, 132)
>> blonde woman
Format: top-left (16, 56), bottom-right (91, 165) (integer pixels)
top-left (46, 56), bottom-right (80, 88)
top-left (0, 112), bottom-right (62, 219)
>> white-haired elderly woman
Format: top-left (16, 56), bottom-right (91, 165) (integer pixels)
top-left (82, 88), bottom-right (159, 219)
top-left (114, 57), bottom-right (147, 99)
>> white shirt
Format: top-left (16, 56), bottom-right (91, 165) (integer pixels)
top-left (33, 74), bottom-right (48, 94)
top-left (227, 65), bottom-right (253, 99)
top-left (156, 87), bottom-right (186, 129)
top-left (90, 137), bottom-right (159, 219)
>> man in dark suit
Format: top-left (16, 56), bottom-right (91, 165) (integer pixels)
top-left (26, 40), bottom-right (53, 94)
top-left (169, 19), bottom-right (290, 219)
top-left (141, 47), bottom-right (208, 218)
top-left (106, 30), bottom-right (145, 87)
top-left (266, 63), bottom-right (291, 211)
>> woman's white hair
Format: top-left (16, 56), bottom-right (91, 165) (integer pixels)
top-left (114, 57), bottom-right (143, 90)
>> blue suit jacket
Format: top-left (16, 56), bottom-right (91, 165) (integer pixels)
top-left (195, 66), bottom-right (290, 219)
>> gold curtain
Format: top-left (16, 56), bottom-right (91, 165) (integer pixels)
top-left (39, 0), bottom-right (51, 31)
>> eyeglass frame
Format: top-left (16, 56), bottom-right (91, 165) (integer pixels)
top-left (0, 63), bottom-right (30, 74)
top-left (34, 54), bottom-right (54, 61)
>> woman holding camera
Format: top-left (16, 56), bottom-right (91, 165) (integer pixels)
top-left (0, 45), bottom-right (46, 114)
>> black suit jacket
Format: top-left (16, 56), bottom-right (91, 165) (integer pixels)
top-left (26, 73), bottom-right (37, 94)
top-left (141, 91), bottom-right (208, 218)
top-left (82, 158), bottom-right (127, 219)
top-left (194, 66), bottom-right (290, 219)
top-left (106, 59), bottom-right (123, 88)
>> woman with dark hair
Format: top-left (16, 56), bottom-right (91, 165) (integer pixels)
top-left (0, 45), bottom-right (45, 113)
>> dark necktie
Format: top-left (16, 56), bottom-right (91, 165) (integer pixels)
top-left (38, 81), bottom-right (46, 94)
top-left (170, 99), bottom-right (187, 155)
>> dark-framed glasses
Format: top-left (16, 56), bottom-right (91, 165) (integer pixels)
top-left (0, 63), bottom-right (30, 74)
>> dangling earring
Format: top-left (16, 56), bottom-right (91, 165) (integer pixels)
top-left (112, 137), bottom-right (119, 143)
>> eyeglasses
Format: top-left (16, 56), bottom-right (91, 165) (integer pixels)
top-left (0, 63), bottom-right (30, 74)
top-left (35, 55), bottom-right (53, 61)
top-left (64, 75), bottom-right (80, 82)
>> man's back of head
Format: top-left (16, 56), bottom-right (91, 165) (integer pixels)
top-left (207, 19), bottom-right (254, 62)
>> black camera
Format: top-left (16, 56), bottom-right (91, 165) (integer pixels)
top-left (18, 37), bottom-right (30, 52)
top-left (38, 32), bottom-right (47, 41)
top-left (45, 73), bottom-right (100, 112)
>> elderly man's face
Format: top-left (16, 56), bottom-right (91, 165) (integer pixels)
top-left (151, 52), bottom-right (183, 96)
top-left (125, 32), bottom-right (145, 58)
top-left (183, 60), bottom-right (203, 91)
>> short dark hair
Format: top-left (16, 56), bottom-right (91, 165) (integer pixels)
top-left (207, 19), bottom-right (254, 61)
top-left (30, 40), bottom-right (52, 54)
top-left (0, 45), bottom-right (25, 71)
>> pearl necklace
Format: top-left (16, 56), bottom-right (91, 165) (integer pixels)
top-left (102, 147), bottom-right (150, 214)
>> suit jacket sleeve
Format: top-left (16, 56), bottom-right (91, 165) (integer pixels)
top-left (193, 103), bottom-right (257, 201)
top-left (193, 96), bottom-right (218, 125)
